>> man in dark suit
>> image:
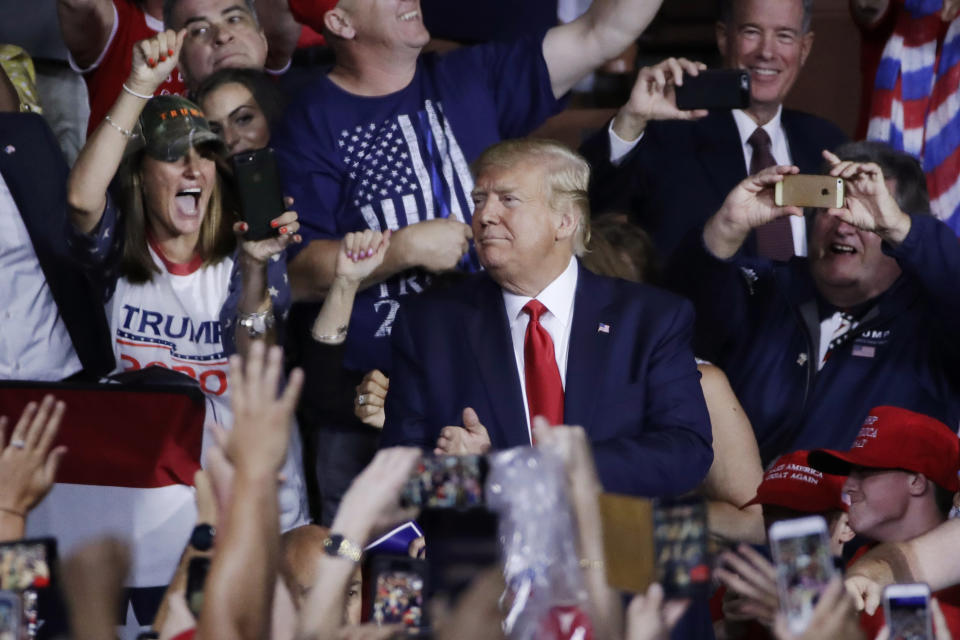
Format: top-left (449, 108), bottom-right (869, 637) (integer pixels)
top-left (580, 0), bottom-right (847, 261)
top-left (0, 110), bottom-right (113, 380)
top-left (381, 139), bottom-right (712, 497)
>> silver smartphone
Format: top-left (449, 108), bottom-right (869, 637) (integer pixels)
top-left (769, 515), bottom-right (836, 634)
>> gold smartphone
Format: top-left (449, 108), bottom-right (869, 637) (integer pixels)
top-left (774, 175), bottom-right (844, 208)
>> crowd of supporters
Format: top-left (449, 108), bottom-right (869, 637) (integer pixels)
top-left (1, 0), bottom-right (960, 639)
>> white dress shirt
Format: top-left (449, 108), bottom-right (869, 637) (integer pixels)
top-left (502, 257), bottom-right (578, 443)
top-left (0, 172), bottom-right (82, 380)
top-left (731, 107), bottom-right (806, 257)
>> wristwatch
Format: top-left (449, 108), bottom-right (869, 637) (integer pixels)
top-left (237, 309), bottom-right (274, 338)
top-left (189, 523), bottom-right (216, 551)
top-left (322, 533), bottom-right (362, 563)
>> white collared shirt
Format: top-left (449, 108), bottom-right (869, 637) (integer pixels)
top-left (0, 172), bottom-right (82, 380)
top-left (502, 257), bottom-right (578, 442)
top-left (731, 106), bottom-right (806, 257)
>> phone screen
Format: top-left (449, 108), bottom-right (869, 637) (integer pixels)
top-left (0, 541), bottom-right (52, 591)
top-left (372, 565), bottom-right (425, 628)
top-left (402, 455), bottom-right (486, 509)
top-left (771, 524), bottom-right (834, 634)
top-left (888, 595), bottom-right (932, 640)
top-left (653, 496), bottom-right (710, 598)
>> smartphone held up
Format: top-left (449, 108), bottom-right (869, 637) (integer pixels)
top-left (884, 583), bottom-right (934, 640)
top-left (769, 515), bottom-right (836, 635)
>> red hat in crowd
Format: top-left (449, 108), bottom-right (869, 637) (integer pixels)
top-left (741, 450), bottom-right (848, 513)
top-left (287, 0), bottom-right (340, 36)
top-left (808, 406), bottom-right (960, 493)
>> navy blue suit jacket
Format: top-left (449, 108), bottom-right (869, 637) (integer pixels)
top-left (580, 109), bottom-right (848, 260)
top-left (381, 263), bottom-right (713, 497)
top-left (0, 113), bottom-right (113, 377)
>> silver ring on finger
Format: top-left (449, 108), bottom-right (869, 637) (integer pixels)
top-left (357, 394), bottom-right (367, 406)
top-left (9, 439), bottom-right (25, 449)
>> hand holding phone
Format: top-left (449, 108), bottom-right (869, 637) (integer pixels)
top-left (675, 69), bottom-right (751, 111)
top-left (769, 516), bottom-right (836, 635)
top-left (231, 148), bottom-right (286, 241)
top-left (774, 174), bottom-right (844, 208)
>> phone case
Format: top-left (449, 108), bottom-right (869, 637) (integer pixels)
top-left (231, 148), bottom-right (285, 241)
top-left (675, 69), bottom-right (751, 111)
top-left (774, 175), bottom-right (845, 208)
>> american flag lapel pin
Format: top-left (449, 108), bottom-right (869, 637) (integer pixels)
top-left (597, 322), bottom-right (610, 334)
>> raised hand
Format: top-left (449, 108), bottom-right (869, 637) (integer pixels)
top-left (354, 369), bottom-right (389, 429)
top-left (236, 197), bottom-right (302, 264)
top-left (0, 395), bottom-right (68, 517)
top-left (533, 419), bottom-right (601, 495)
top-left (127, 29), bottom-right (186, 98)
top-left (613, 57), bottom-right (709, 141)
top-left (773, 577), bottom-right (865, 640)
top-left (335, 229), bottom-right (391, 285)
top-left (435, 407), bottom-right (491, 455)
top-left (704, 164), bottom-right (803, 259)
top-left (625, 583), bottom-right (690, 640)
top-left (821, 149), bottom-right (911, 245)
top-left (330, 447), bottom-right (421, 544)
top-left (227, 342), bottom-right (304, 478)
top-left (715, 544), bottom-right (779, 626)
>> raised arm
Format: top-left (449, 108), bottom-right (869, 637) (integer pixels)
top-left (197, 343), bottom-right (303, 640)
top-left (57, 0), bottom-right (114, 69)
top-left (702, 165), bottom-right (803, 259)
top-left (256, 0), bottom-right (301, 72)
top-left (289, 219), bottom-right (469, 301)
top-left (67, 30), bottom-right (184, 233)
top-left (295, 447), bottom-right (419, 640)
top-left (542, 0), bottom-right (665, 98)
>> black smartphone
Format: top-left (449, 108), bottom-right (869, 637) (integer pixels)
top-left (231, 147), bottom-right (285, 241)
top-left (675, 69), bottom-right (751, 111)
top-left (401, 454), bottom-right (488, 509)
top-left (367, 555), bottom-right (428, 631)
top-left (186, 556), bottom-right (211, 619)
top-left (417, 507), bottom-right (499, 604)
top-left (652, 495), bottom-right (711, 598)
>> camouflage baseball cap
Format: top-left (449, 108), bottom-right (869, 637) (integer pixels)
top-left (135, 95), bottom-right (225, 162)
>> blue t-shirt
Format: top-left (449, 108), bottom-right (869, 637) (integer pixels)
top-left (273, 33), bottom-right (564, 373)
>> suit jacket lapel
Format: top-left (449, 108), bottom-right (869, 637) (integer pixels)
top-left (564, 265), bottom-right (615, 428)
top-left (694, 110), bottom-right (747, 199)
top-left (781, 111), bottom-right (821, 173)
top-left (465, 274), bottom-right (529, 448)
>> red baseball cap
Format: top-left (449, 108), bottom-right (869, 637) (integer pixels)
top-left (808, 406), bottom-right (960, 493)
top-left (741, 450), bottom-right (848, 513)
top-left (287, 0), bottom-right (339, 36)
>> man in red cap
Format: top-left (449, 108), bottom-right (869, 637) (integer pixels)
top-left (743, 450), bottom-right (854, 557)
top-left (715, 450), bottom-right (855, 638)
top-left (809, 405), bottom-right (960, 638)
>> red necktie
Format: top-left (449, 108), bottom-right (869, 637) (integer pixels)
top-left (749, 127), bottom-right (795, 261)
top-left (522, 300), bottom-right (564, 436)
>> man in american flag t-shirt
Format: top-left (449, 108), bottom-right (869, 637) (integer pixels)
top-left (273, 0), bottom-right (667, 523)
